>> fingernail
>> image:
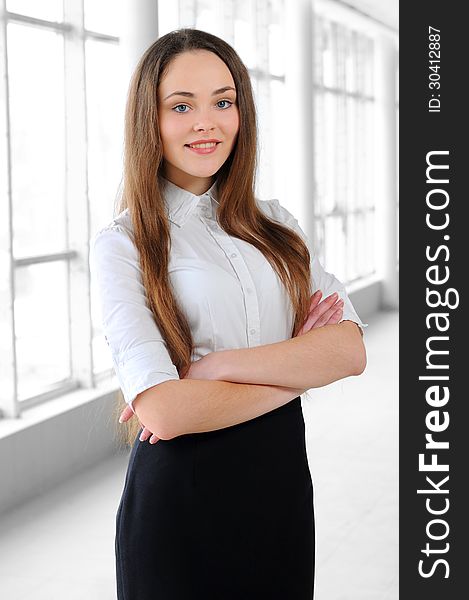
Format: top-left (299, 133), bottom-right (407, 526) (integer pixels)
top-left (119, 416), bottom-right (124, 423)
top-left (139, 434), bottom-right (144, 442)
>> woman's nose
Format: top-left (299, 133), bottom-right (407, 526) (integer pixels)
top-left (192, 121), bottom-right (215, 132)
top-left (191, 108), bottom-right (217, 131)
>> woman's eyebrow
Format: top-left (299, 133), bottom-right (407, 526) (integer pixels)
top-left (163, 86), bottom-right (236, 101)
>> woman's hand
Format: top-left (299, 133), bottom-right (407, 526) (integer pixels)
top-left (118, 406), bottom-right (159, 444)
top-left (296, 290), bottom-right (344, 336)
top-left (183, 354), bottom-right (217, 380)
top-left (118, 355), bottom-right (215, 444)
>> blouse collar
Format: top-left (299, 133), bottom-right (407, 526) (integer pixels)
top-left (161, 176), bottom-right (219, 227)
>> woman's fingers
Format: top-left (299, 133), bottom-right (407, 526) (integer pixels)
top-left (139, 427), bottom-right (152, 442)
top-left (298, 292), bottom-right (323, 333)
top-left (297, 292), bottom-right (346, 336)
top-left (314, 298), bottom-right (344, 327)
top-left (119, 405), bottom-right (160, 444)
top-left (327, 305), bottom-right (344, 324)
top-left (309, 290), bottom-right (322, 308)
top-left (139, 427), bottom-right (160, 444)
top-left (314, 292), bottom-right (340, 316)
top-left (303, 292), bottom-right (340, 328)
top-left (118, 404), bottom-right (134, 424)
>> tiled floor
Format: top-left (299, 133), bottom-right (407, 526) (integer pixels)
top-left (0, 310), bottom-right (398, 599)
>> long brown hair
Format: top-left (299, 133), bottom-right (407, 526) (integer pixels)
top-left (112, 28), bottom-right (312, 448)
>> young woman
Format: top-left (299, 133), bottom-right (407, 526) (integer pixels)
top-left (90, 28), bottom-right (367, 600)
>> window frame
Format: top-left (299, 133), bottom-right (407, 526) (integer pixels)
top-left (0, 2), bottom-right (118, 418)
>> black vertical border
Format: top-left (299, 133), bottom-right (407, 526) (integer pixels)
top-left (400, 1), bottom-right (467, 596)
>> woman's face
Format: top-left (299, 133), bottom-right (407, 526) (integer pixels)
top-left (157, 50), bottom-right (240, 195)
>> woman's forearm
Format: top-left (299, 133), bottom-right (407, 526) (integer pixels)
top-left (207, 320), bottom-right (366, 390)
top-left (132, 321), bottom-right (364, 440)
top-left (133, 379), bottom-right (307, 440)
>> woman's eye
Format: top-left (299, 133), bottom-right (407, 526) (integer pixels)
top-left (173, 104), bottom-right (190, 113)
top-left (216, 100), bottom-right (233, 109)
top-left (172, 100), bottom-right (233, 113)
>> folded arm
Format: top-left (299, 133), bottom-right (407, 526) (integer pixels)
top-left (202, 320), bottom-right (366, 390)
top-left (133, 379), bottom-right (307, 441)
top-left (133, 320), bottom-right (365, 440)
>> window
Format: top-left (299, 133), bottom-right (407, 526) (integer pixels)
top-left (0, 1), bottom-right (123, 416)
top-left (312, 15), bottom-right (376, 284)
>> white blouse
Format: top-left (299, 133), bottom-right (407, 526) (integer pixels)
top-left (89, 177), bottom-right (368, 414)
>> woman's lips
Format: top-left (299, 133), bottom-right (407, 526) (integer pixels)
top-left (184, 143), bottom-right (220, 155)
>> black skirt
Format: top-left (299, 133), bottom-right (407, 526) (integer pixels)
top-left (115, 396), bottom-right (315, 599)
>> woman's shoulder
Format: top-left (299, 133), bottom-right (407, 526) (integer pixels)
top-left (90, 209), bottom-right (137, 262)
top-left (92, 208), bottom-right (134, 242)
top-left (257, 197), bottom-right (298, 229)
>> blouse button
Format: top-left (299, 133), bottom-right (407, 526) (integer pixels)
top-left (231, 253), bottom-right (237, 258)
top-left (250, 328), bottom-right (256, 335)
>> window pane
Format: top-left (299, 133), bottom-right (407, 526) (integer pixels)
top-left (268, 0), bottom-right (285, 77)
top-left (85, 39), bottom-right (125, 375)
top-left (346, 213), bottom-right (358, 282)
top-left (314, 15), bottom-right (376, 284)
top-left (7, 23), bottom-right (66, 258)
top-left (252, 76), bottom-right (271, 197)
top-left (314, 16), bottom-right (324, 86)
top-left (85, 39), bottom-right (124, 236)
top-left (84, 0), bottom-right (122, 36)
top-left (324, 215), bottom-right (345, 281)
top-left (362, 37), bottom-right (374, 97)
top-left (322, 91), bottom-right (337, 214)
top-left (270, 79), bottom-right (287, 204)
top-left (322, 21), bottom-right (338, 89)
top-left (343, 29), bottom-right (353, 93)
top-left (234, 0), bottom-right (257, 70)
top-left (355, 99), bottom-right (365, 211)
top-left (335, 93), bottom-right (347, 213)
top-left (345, 95), bottom-right (357, 213)
top-left (312, 217), bottom-right (325, 259)
top-left (6, 0), bottom-right (63, 21)
top-left (15, 262), bottom-right (70, 401)
top-left (364, 100), bottom-right (375, 209)
top-left (336, 24), bottom-right (346, 90)
top-left (158, 0), bottom-right (179, 36)
top-left (354, 210), bottom-right (375, 278)
top-left (313, 90), bottom-right (325, 217)
top-left (364, 209), bottom-right (375, 276)
top-left (195, 0), bottom-right (219, 35)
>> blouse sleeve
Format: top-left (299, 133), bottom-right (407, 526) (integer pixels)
top-left (89, 224), bottom-right (180, 414)
top-left (265, 198), bottom-right (369, 334)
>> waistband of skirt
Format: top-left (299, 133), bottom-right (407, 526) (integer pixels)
top-left (247, 395), bottom-right (302, 423)
top-left (272, 395), bottom-right (301, 413)
top-left (183, 396), bottom-right (302, 440)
